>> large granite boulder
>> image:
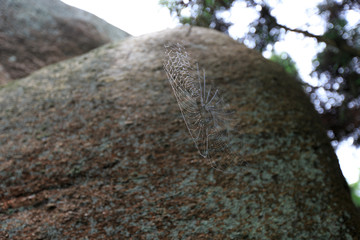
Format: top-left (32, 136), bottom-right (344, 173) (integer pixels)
top-left (0, 0), bottom-right (129, 83)
top-left (0, 26), bottom-right (359, 239)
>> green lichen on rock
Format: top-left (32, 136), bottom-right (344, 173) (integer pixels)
top-left (0, 26), bottom-right (359, 239)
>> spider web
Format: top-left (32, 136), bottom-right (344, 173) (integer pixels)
top-left (164, 43), bottom-right (241, 172)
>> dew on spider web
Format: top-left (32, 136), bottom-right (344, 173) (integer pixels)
top-left (163, 43), bottom-right (244, 172)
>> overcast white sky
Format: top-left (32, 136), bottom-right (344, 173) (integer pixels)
top-left (61, 0), bottom-right (360, 184)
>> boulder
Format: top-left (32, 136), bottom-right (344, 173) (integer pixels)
top-left (0, 26), bottom-right (359, 239)
top-left (0, 0), bottom-right (129, 83)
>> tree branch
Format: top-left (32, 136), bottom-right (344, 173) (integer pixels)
top-left (276, 23), bottom-right (360, 57)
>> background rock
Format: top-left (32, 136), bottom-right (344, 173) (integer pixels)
top-left (0, 27), bottom-right (359, 239)
top-left (0, 0), bottom-right (129, 84)
top-left (0, 63), bottom-right (11, 85)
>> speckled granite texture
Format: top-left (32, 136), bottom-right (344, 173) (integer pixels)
top-left (0, 26), bottom-right (359, 239)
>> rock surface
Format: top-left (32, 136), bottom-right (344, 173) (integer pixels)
top-left (0, 26), bottom-right (359, 239)
top-left (0, 0), bottom-right (129, 83)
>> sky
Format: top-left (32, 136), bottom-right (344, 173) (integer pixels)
top-left (61, 0), bottom-right (360, 184)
